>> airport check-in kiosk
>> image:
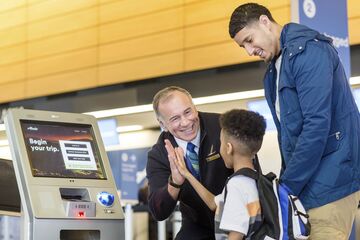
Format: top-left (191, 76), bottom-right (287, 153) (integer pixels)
top-left (5, 109), bottom-right (125, 240)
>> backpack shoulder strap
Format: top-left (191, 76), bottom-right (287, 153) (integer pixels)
top-left (234, 168), bottom-right (259, 180)
top-left (224, 167), bottom-right (258, 202)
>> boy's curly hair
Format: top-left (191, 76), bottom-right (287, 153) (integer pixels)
top-left (220, 109), bottom-right (266, 155)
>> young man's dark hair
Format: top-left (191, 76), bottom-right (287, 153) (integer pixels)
top-left (229, 3), bottom-right (275, 38)
top-left (220, 109), bottom-right (266, 156)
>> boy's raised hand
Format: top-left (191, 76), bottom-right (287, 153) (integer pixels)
top-left (174, 147), bottom-right (191, 179)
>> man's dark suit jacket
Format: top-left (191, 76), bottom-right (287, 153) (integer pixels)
top-left (146, 112), bottom-right (233, 240)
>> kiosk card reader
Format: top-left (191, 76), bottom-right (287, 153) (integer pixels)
top-left (5, 109), bottom-right (125, 240)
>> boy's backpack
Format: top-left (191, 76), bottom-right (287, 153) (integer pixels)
top-left (224, 156), bottom-right (311, 240)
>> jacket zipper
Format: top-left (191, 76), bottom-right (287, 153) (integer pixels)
top-left (329, 131), bottom-right (341, 140)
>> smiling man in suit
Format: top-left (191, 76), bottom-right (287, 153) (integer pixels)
top-left (146, 86), bottom-right (233, 239)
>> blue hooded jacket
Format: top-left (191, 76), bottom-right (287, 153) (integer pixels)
top-left (263, 23), bottom-right (360, 209)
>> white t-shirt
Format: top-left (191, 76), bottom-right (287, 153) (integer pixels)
top-left (214, 175), bottom-right (260, 239)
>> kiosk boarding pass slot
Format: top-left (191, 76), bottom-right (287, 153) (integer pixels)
top-left (60, 188), bottom-right (96, 218)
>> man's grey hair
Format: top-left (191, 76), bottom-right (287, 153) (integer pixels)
top-left (152, 86), bottom-right (193, 118)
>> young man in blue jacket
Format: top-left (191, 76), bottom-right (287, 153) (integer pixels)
top-left (229, 3), bottom-right (360, 239)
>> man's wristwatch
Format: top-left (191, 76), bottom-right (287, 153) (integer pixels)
top-left (168, 175), bottom-right (182, 189)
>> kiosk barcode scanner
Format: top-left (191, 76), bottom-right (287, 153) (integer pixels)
top-left (5, 109), bottom-right (125, 240)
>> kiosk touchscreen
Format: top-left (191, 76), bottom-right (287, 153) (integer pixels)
top-left (5, 109), bottom-right (125, 240)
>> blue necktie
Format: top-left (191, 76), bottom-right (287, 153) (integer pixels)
top-left (186, 142), bottom-right (200, 180)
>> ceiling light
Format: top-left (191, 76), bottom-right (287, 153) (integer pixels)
top-left (0, 76), bottom-right (358, 132)
top-left (193, 89), bottom-right (264, 105)
top-left (85, 77), bottom-right (360, 118)
top-left (85, 89), bottom-right (265, 118)
top-left (116, 125), bottom-right (144, 133)
top-left (350, 76), bottom-right (360, 85)
top-left (0, 140), bottom-right (8, 146)
top-left (85, 104), bottom-right (153, 119)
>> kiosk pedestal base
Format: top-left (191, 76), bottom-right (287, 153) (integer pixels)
top-left (26, 218), bottom-right (124, 240)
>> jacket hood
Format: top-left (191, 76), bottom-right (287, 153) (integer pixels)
top-left (280, 23), bottom-right (332, 49)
